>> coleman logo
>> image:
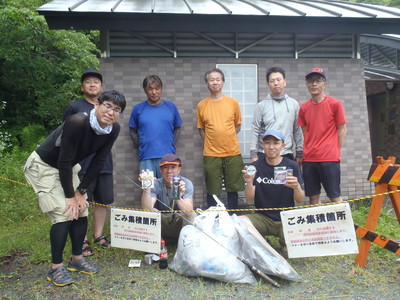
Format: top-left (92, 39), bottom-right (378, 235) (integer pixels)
top-left (256, 177), bottom-right (275, 184)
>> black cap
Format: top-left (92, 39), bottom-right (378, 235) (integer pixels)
top-left (81, 69), bottom-right (103, 83)
top-left (305, 67), bottom-right (326, 80)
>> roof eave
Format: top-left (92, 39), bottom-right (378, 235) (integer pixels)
top-left (37, 12), bottom-right (400, 34)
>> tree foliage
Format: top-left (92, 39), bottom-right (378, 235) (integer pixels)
top-left (347, 0), bottom-right (400, 8)
top-left (0, 0), bottom-right (100, 138)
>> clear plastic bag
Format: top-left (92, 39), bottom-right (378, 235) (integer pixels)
top-left (169, 203), bottom-right (257, 285)
top-left (231, 215), bottom-right (303, 282)
top-left (170, 197), bottom-right (303, 284)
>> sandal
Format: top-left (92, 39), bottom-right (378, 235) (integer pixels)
top-left (94, 235), bottom-right (111, 249)
top-left (47, 265), bottom-right (75, 287)
top-left (67, 257), bottom-right (99, 275)
top-left (82, 240), bottom-right (94, 257)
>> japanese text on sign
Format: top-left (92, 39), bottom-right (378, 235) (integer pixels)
top-left (111, 208), bottom-right (161, 254)
top-left (281, 203), bottom-right (358, 258)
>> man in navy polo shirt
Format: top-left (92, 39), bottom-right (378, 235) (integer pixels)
top-left (241, 130), bottom-right (304, 256)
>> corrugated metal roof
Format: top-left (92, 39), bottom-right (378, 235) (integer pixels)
top-left (37, 0), bottom-right (400, 18)
top-left (37, 1), bottom-right (400, 79)
top-left (36, 0), bottom-right (400, 34)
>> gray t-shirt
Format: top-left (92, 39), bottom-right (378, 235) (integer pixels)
top-left (151, 176), bottom-right (194, 211)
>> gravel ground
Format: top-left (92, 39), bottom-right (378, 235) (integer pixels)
top-left (1, 245), bottom-right (399, 300)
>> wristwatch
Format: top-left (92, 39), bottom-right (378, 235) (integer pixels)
top-left (77, 187), bottom-right (87, 195)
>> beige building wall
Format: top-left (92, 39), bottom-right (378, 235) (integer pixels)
top-left (101, 57), bottom-right (374, 209)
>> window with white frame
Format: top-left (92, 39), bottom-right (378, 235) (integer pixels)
top-left (216, 64), bottom-right (258, 160)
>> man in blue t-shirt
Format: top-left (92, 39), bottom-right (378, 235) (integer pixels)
top-left (129, 75), bottom-right (182, 179)
top-left (241, 129), bottom-right (304, 256)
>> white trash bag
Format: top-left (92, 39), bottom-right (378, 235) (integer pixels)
top-left (170, 196), bottom-right (303, 284)
top-left (169, 201), bottom-right (257, 285)
top-left (231, 214), bottom-right (303, 282)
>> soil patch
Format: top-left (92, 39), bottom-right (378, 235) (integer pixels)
top-left (1, 246), bottom-right (399, 300)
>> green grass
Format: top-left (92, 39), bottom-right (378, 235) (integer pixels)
top-left (0, 146), bottom-right (399, 299)
top-left (1, 148), bottom-right (399, 262)
top-left (352, 204), bottom-right (400, 259)
top-left (0, 147), bottom-right (47, 261)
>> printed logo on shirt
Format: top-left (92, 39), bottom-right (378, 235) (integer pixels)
top-left (256, 177), bottom-right (275, 184)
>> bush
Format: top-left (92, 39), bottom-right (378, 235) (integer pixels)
top-left (17, 124), bottom-right (47, 151)
top-left (0, 134), bottom-right (50, 261)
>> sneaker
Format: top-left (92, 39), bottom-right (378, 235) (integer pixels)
top-left (47, 265), bottom-right (75, 287)
top-left (67, 257), bottom-right (99, 275)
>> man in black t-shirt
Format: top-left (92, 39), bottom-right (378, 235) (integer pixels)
top-left (241, 129), bottom-right (304, 256)
top-left (24, 90), bottom-right (126, 287)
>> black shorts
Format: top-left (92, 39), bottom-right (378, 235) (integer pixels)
top-left (79, 173), bottom-right (114, 205)
top-left (302, 162), bottom-right (341, 198)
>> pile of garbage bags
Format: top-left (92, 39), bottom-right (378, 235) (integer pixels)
top-left (169, 200), bottom-right (303, 285)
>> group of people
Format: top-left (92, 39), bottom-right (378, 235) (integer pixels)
top-left (23, 65), bottom-right (346, 286)
top-left (241, 67), bottom-right (346, 255)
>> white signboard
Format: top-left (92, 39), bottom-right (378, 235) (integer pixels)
top-left (281, 203), bottom-right (358, 258)
top-left (111, 208), bottom-right (161, 254)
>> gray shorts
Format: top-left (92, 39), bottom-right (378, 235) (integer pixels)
top-left (24, 151), bottom-right (88, 224)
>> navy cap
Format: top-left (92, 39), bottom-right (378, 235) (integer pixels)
top-left (81, 69), bottom-right (103, 83)
top-left (262, 129), bottom-right (285, 142)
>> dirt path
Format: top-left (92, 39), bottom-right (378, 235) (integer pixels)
top-left (1, 247), bottom-right (399, 300)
